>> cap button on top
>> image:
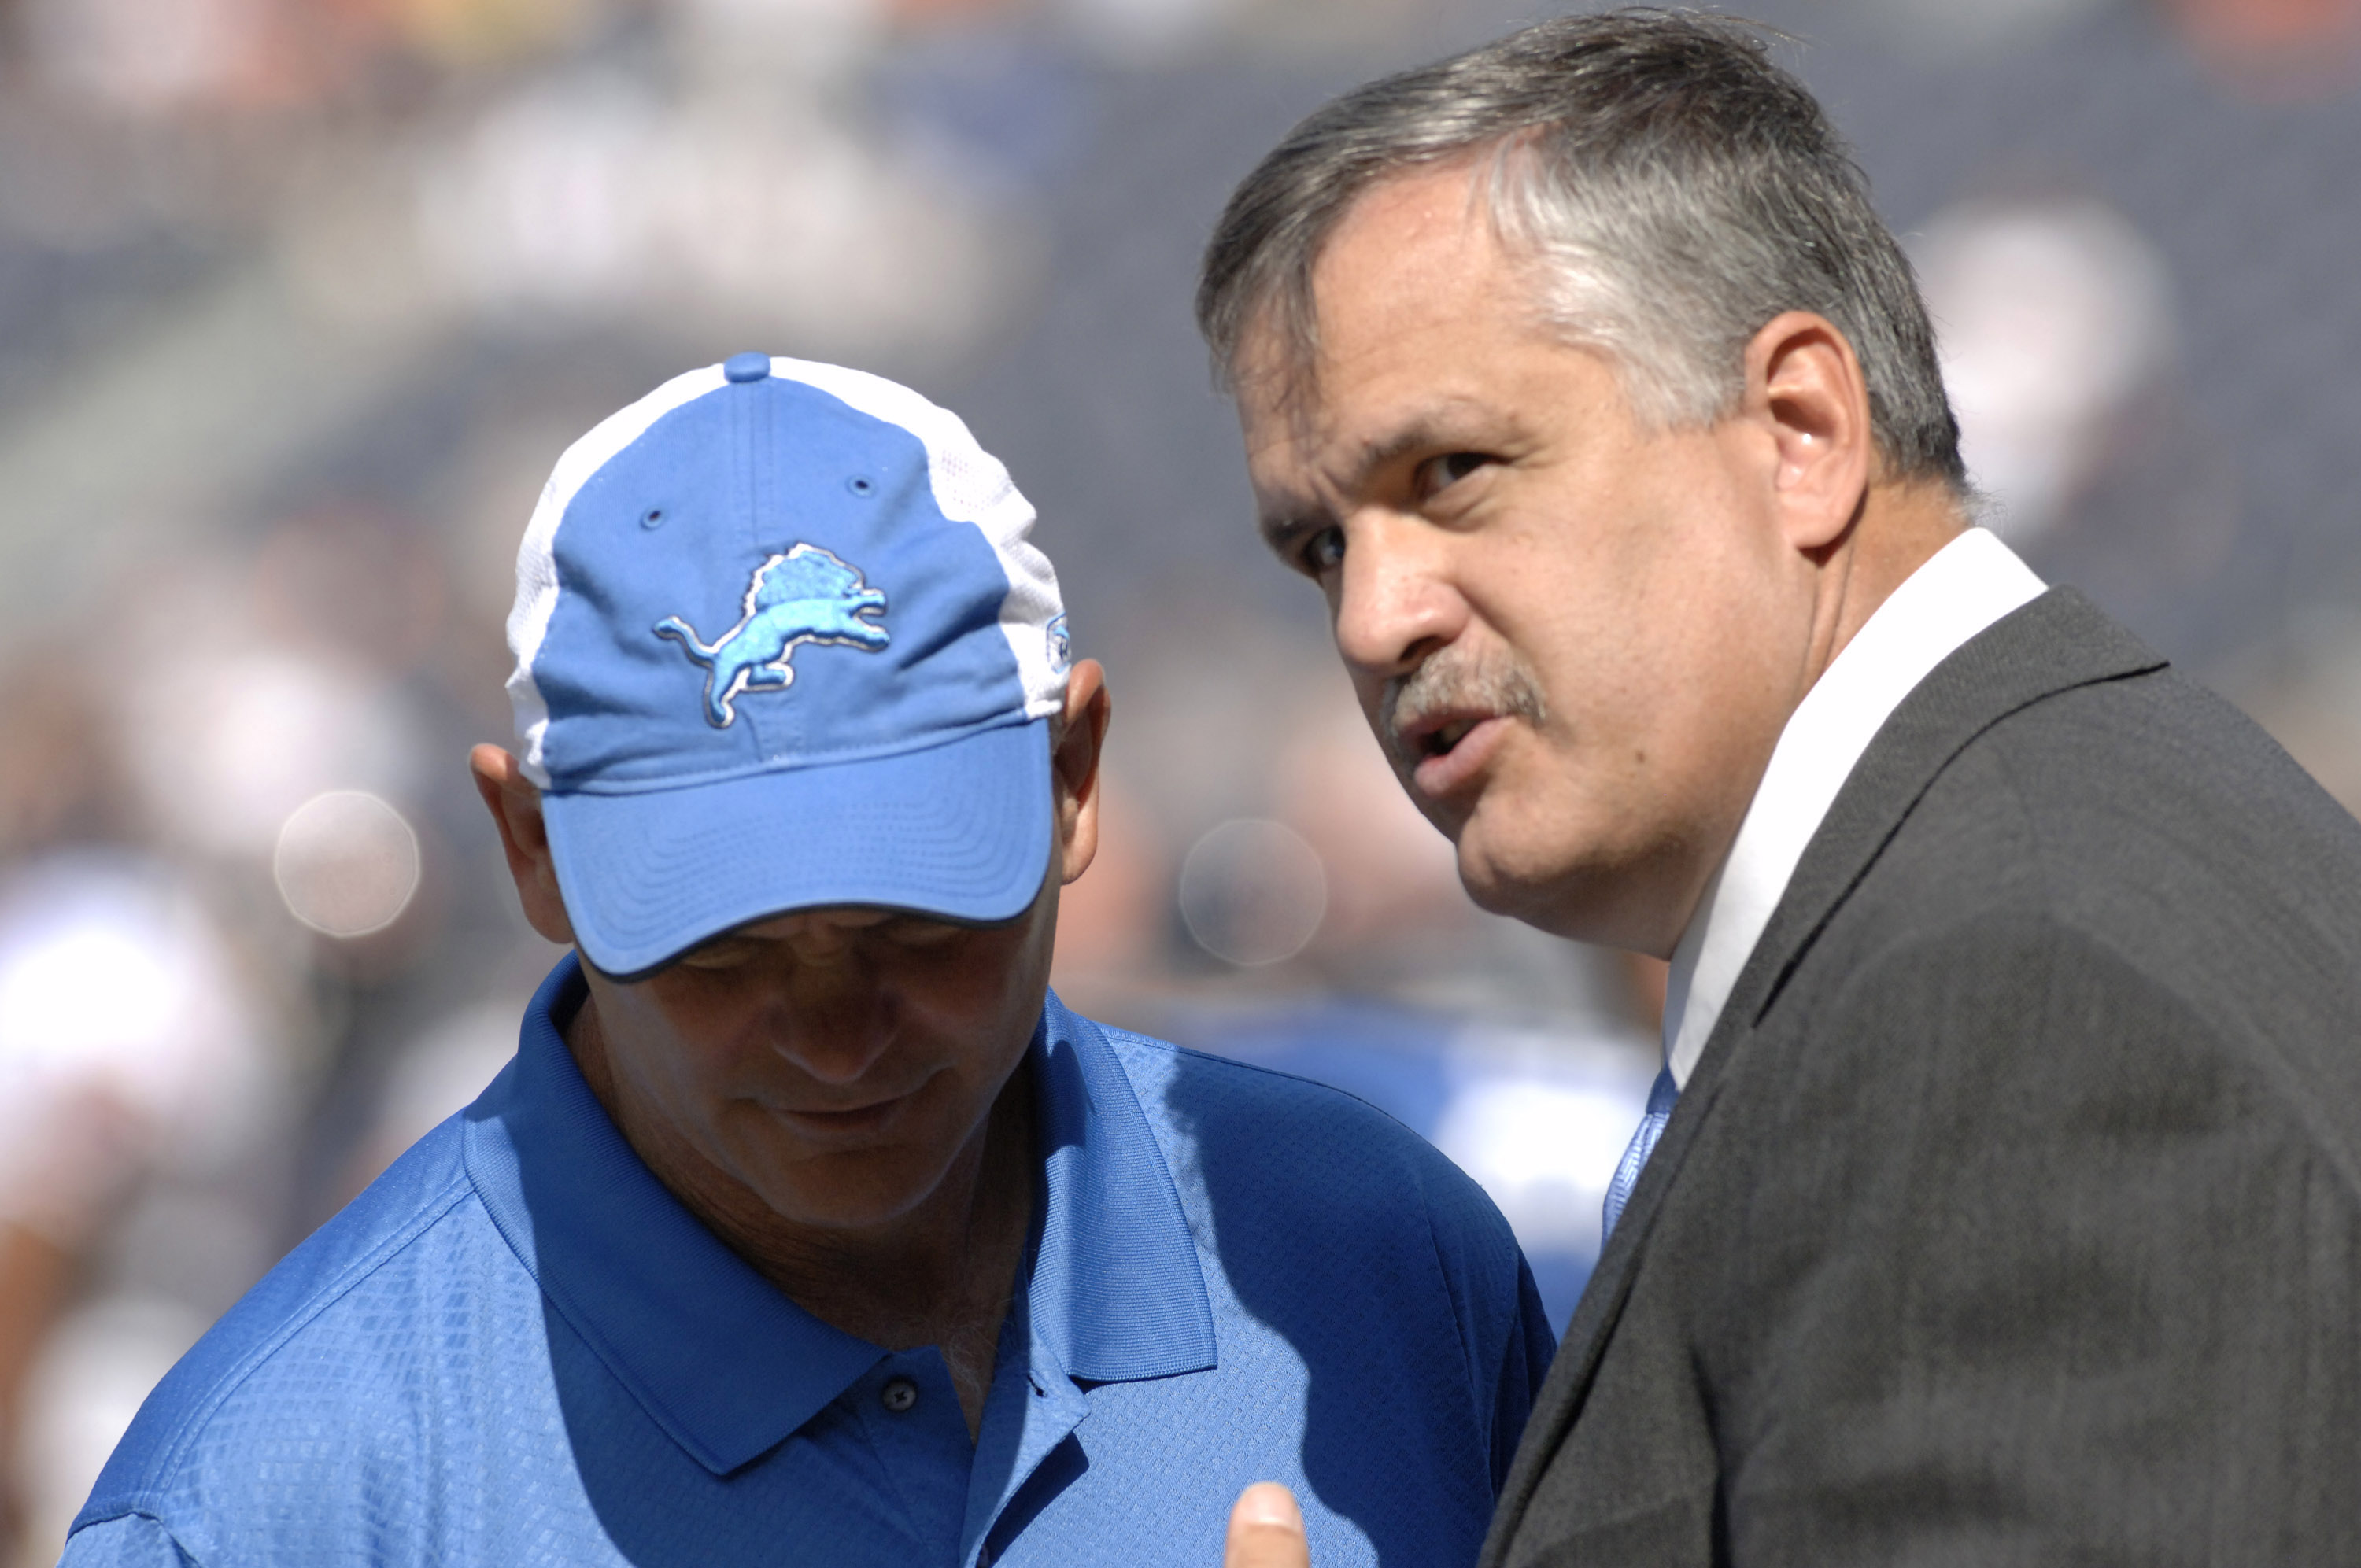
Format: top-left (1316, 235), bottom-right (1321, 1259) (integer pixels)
top-left (723, 352), bottom-right (771, 384)
top-left (879, 1376), bottom-right (918, 1414)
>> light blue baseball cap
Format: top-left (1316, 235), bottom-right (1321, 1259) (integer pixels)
top-left (501, 353), bottom-right (1072, 978)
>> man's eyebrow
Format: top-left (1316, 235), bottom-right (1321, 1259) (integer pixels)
top-left (1258, 502), bottom-right (1328, 557)
top-left (1353, 397), bottom-right (1510, 481)
top-left (1254, 400), bottom-right (1508, 555)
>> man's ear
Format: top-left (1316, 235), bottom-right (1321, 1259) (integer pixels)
top-left (469, 744), bottom-right (576, 946)
top-left (1741, 310), bottom-right (1874, 555)
top-left (1051, 659), bottom-right (1110, 887)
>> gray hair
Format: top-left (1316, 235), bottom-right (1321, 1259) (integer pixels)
top-left (1195, 9), bottom-right (1966, 489)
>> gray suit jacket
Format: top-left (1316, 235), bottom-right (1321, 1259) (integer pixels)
top-left (1484, 589), bottom-right (2361, 1566)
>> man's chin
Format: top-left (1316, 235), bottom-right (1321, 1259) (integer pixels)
top-left (1455, 838), bottom-right (1574, 928)
top-left (1453, 829), bottom-right (1635, 946)
top-left (747, 1148), bottom-right (959, 1232)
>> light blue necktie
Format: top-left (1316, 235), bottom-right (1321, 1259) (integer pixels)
top-left (1602, 1067), bottom-right (1679, 1244)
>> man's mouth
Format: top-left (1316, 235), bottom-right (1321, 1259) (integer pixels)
top-left (1378, 648), bottom-right (1549, 795)
top-left (1424, 717), bottom-right (1482, 758)
top-left (1390, 708), bottom-right (1516, 801)
top-left (792, 1101), bottom-right (896, 1122)
top-left (777, 1087), bottom-right (920, 1135)
top-left (1399, 710), bottom-right (1491, 764)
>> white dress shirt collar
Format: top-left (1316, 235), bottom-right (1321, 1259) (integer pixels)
top-left (1661, 527), bottom-right (2047, 1087)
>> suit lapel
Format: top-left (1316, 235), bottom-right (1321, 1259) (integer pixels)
top-left (1480, 588), bottom-right (2163, 1566)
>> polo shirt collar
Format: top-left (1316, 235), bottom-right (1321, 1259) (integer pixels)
top-left (462, 957), bottom-right (1214, 1479)
top-left (1028, 994), bottom-right (1217, 1384)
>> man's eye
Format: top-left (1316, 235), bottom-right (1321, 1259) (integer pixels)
top-left (675, 939), bottom-right (759, 972)
top-left (1416, 452), bottom-right (1492, 498)
top-left (1302, 527), bottom-right (1346, 575)
top-left (880, 919), bottom-right (962, 950)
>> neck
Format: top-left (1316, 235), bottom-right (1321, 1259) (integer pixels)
top-left (726, 1080), bottom-right (1035, 1348)
top-left (1631, 479), bottom-right (1969, 957)
top-left (1796, 478), bottom-right (1970, 693)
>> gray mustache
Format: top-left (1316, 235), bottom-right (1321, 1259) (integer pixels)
top-left (1380, 653), bottom-right (1548, 765)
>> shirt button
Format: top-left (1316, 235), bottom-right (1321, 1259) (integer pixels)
top-left (879, 1376), bottom-right (919, 1414)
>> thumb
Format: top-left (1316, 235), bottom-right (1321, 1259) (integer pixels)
top-left (1223, 1482), bottom-right (1309, 1568)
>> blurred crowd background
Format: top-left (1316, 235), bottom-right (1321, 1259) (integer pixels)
top-left (0, 0), bottom-right (2356, 1559)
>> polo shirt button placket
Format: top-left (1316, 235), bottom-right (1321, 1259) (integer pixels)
top-left (879, 1375), bottom-right (919, 1414)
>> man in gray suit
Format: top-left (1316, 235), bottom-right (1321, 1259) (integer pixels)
top-left (1200, 11), bottom-right (2361, 1565)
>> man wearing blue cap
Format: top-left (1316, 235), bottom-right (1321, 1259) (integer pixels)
top-left (59, 355), bottom-right (1552, 1568)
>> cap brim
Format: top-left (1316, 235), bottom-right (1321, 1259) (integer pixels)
top-left (541, 718), bottom-right (1054, 979)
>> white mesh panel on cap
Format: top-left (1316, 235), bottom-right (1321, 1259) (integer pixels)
top-left (764, 356), bottom-right (1068, 720)
top-left (504, 364), bottom-right (730, 785)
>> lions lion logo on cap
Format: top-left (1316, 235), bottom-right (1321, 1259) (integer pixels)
top-left (654, 544), bottom-right (890, 728)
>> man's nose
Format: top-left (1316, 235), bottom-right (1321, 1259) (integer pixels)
top-left (1331, 513), bottom-right (1462, 677)
top-left (767, 980), bottom-right (896, 1085)
top-left (774, 991), bottom-right (892, 1076)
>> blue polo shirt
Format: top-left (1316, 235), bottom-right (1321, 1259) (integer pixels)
top-left (63, 957), bottom-right (1552, 1567)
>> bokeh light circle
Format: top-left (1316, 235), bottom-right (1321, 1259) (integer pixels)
top-left (1177, 818), bottom-right (1327, 967)
top-left (272, 791), bottom-right (422, 939)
